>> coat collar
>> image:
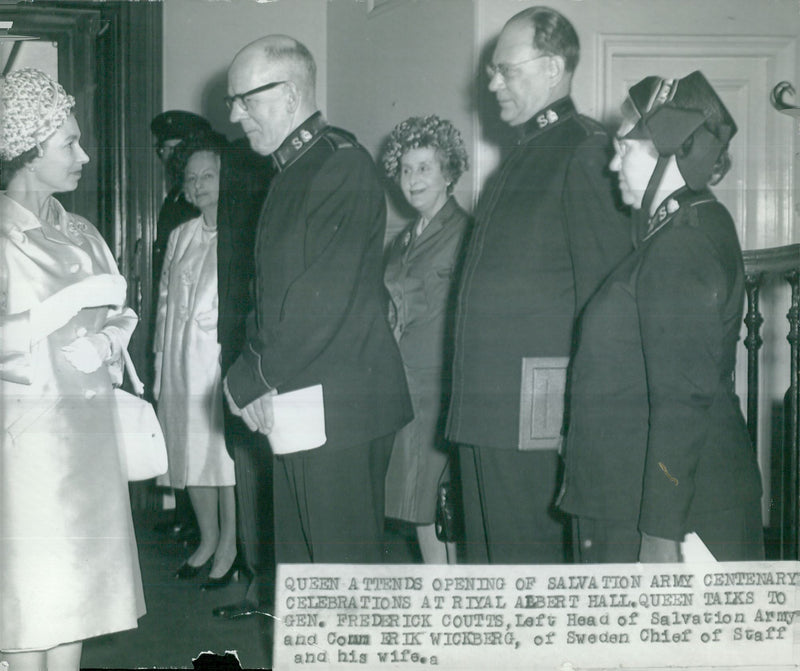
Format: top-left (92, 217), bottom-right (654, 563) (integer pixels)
top-left (639, 187), bottom-right (716, 243)
top-left (0, 192), bottom-right (88, 246)
top-left (398, 196), bottom-right (460, 253)
top-left (0, 191), bottom-right (42, 233)
top-left (517, 96), bottom-right (576, 144)
top-left (272, 111), bottom-right (327, 172)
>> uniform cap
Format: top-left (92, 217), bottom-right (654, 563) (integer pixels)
top-left (150, 110), bottom-right (211, 144)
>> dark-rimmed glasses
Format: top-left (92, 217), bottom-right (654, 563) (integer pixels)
top-left (486, 54), bottom-right (550, 82)
top-left (224, 81), bottom-right (288, 112)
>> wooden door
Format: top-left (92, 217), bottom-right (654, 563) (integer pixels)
top-left (2, 2), bottom-right (164, 510)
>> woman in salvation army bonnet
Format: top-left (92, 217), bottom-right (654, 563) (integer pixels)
top-left (558, 71), bottom-right (764, 565)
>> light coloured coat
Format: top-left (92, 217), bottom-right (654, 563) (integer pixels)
top-left (0, 193), bottom-right (144, 650)
top-left (154, 215), bottom-right (233, 488)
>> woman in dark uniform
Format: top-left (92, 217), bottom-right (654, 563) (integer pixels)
top-left (382, 115), bottom-right (470, 563)
top-left (559, 71), bottom-right (764, 563)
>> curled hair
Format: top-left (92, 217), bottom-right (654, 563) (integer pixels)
top-left (0, 144), bottom-right (39, 189)
top-left (508, 6), bottom-right (580, 73)
top-left (166, 129), bottom-right (228, 186)
top-left (382, 115), bottom-right (469, 190)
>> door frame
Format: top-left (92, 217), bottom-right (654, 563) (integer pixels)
top-left (1, 1), bottom-right (163, 377)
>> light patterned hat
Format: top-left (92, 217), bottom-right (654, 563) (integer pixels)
top-left (0, 68), bottom-right (75, 161)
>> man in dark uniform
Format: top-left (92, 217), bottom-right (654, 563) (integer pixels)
top-left (223, 35), bottom-right (412, 564)
top-left (149, 110), bottom-right (212, 543)
top-left (212, 139), bottom-right (275, 619)
top-left (447, 6), bottom-right (632, 564)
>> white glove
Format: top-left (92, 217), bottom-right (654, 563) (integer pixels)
top-left (153, 351), bottom-right (163, 401)
top-left (61, 333), bottom-right (112, 373)
top-left (195, 309), bottom-right (218, 332)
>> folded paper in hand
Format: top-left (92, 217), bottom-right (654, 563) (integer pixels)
top-left (268, 384), bottom-right (326, 455)
top-left (680, 532), bottom-right (717, 562)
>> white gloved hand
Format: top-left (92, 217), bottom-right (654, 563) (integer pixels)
top-left (61, 333), bottom-right (112, 373)
top-left (195, 309), bottom-right (218, 332)
top-left (30, 274), bottom-right (128, 342)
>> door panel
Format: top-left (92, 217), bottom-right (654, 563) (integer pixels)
top-left (602, 34), bottom-right (796, 250)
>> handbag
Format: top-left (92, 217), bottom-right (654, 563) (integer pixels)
top-left (113, 347), bottom-right (168, 481)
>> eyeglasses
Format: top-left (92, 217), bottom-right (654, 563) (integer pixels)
top-left (613, 136), bottom-right (630, 158)
top-left (224, 81), bottom-right (288, 112)
top-left (485, 54), bottom-right (550, 81)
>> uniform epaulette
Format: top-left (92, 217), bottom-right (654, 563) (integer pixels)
top-left (320, 126), bottom-right (358, 151)
top-left (574, 113), bottom-right (607, 137)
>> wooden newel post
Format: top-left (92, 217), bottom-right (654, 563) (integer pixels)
top-left (744, 272), bottom-right (764, 449)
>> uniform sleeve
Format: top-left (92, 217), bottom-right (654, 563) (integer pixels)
top-left (226, 148), bottom-right (385, 407)
top-left (562, 132), bottom-right (633, 315)
top-left (636, 224), bottom-right (729, 540)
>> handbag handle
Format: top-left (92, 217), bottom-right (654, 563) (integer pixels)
top-left (120, 347), bottom-right (146, 398)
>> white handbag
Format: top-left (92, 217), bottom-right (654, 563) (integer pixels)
top-left (113, 348), bottom-right (168, 481)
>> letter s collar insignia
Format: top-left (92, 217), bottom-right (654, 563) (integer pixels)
top-left (535, 108), bottom-right (560, 129)
top-left (273, 111), bottom-right (327, 171)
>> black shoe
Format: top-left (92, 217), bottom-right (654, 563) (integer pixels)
top-left (200, 557), bottom-right (241, 591)
top-left (174, 557), bottom-right (211, 580)
top-left (212, 600), bottom-right (267, 619)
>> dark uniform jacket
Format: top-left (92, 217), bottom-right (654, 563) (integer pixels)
top-left (558, 189), bottom-right (762, 541)
top-left (216, 139), bottom-right (273, 375)
top-left (447, 97), bottom-right (631, 450)
top-left (226, 112), bottom-right (412, 451)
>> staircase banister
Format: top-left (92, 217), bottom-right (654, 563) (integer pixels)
top-left (742, 243), bottom-right (800, 276)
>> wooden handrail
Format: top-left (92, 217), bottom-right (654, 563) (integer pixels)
top-left (743, 243), bottom-right (800, 275)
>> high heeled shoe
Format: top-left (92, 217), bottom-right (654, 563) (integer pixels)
top-left (174, 556), bottom-right (211, 580)
top-left (200, 557), bottom-right (241, 591)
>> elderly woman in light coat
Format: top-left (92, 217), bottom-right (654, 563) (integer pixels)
top-left (0, 68), bottom-right (144, 671)
top-left (154, 130), bottom-right (238, 588)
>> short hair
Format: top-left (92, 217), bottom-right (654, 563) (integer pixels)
top-left (0, 144), bottom-right (39, 189)
top-left (167, 129), bottom-right (228, 187)
top-left (382, 115), bottom-right (469, 191)
top-left (259, 36), bottom-right (317, 99)
top-left (507, 6), bottom-right (580, 73)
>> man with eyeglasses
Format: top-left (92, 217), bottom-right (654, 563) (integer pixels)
top-left (447, 6), bottom-right (631, 564)
top-left (222, 35), bottom-right (412, 565)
